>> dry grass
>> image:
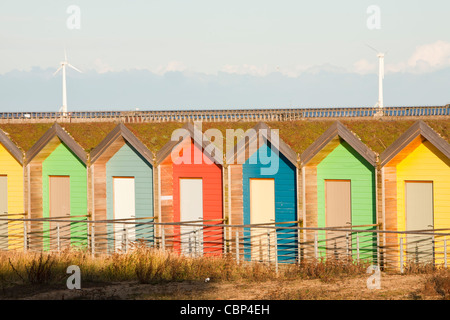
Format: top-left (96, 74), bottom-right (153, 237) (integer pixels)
top-left (421, 270), bottom-right (450, 299)
top-left (1, 247), bottom-right (450, 300)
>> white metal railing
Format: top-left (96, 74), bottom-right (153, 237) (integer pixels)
top-left (0, 105), bottom-right (449, 123)
top-left (1, 216), bottom-right (450, 272)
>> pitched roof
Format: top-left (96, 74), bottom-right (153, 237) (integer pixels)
top-left (225, 121), bottom-right (298, 167)
top-left (0, 129), bottom-right (23, 165)
top-left (300, 121), bottom-right (377, 167)
top-left (155, 122), bottom-right (222, 165)
top-left (25, 123), bottom-right (87, 165)
top-left (380, 120), bottom-right (450, 167)
top-left (90, 123), bottom-right (154, 165)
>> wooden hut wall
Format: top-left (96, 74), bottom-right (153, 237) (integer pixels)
top-left (42, 142), bottom-right (87, 249)
top-left (0, 143), bottom-right (23, 249)
top-left (159, 137), bottom-right (223, 254)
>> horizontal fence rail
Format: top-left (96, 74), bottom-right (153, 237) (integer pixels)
top-left (0, 105), bottom-right (449, 123)
top-left (1, 216), bottom-right (450, 272)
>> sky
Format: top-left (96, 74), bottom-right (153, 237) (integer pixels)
top-left (1, 1), bottom-right (450, 111)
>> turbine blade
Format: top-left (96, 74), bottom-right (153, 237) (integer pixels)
top-left (68, 64), bottom-right (82, 73)
top-left (366, 44), bottom-right (379, 53)
top-left (53, 66), bottom-right (63, 76)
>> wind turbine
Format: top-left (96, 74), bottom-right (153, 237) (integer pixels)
top-left (367, 45), bottom-right (386, 111)
top-left (53, 50), bottom-right (82, 114)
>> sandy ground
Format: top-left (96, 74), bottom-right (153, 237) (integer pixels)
top-left (4, 273), bottom-right (440, 300)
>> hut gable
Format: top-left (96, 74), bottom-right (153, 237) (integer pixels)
top-left (226, 122), bottom-right (298, 167)
top-left (300, 121), bottom-right (377, 167)
top-left (90, 123), bottom-right (154, 166)
top-left (156, 122), bottom-right (222, 166)
top-left (25, 123), bottom-right (87, 165)
top-left (380, 120), bottom-right (450, 167)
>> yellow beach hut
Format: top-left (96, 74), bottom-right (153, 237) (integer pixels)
top-left (0, 129), bottom-right (24, 250)
top-left (380, 120), bottom-right (450, 267)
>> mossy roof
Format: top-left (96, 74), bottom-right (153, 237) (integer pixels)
top-left (0, 119), bottom-right (449, 159)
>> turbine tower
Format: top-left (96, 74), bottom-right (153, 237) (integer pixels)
top-left (367, 45), bottom-right (386, 111)
top-left (54, 50), bottom-right (82, 114)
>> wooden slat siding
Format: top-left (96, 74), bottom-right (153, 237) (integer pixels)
top-left (153, 165), bottom-right (159, 222)
top-left (172, 140), bottom-right (223, 255)
top-left (396, 141), bottom-right (450, 265)
top-left (89, 123), bottom-right (156, 252)
top-left (229, 164), bottom-right (243, 255)
top-left (93, 163), bottom-right (107, 252)
top-left (0, 141), bottom-right (24, 249)
top-left (105, 142), bottom-right (153, 251)
top-left (158, 135), bottom-right (223, 255)
top-left (91, 136), bottom-right (126, 250)
top-left (28, 162), bottom-right (43, 250)
top-left (303, 166), bottom-right (317, 258)
top-left (297, 167), bottom-right (303, 226)
top-left (304, 166), bottom-right (318, 227)
top-left (380, 120), bottom-right (450, 167)
top-left (242, 143), bottom-right (297, 262)
top-left (160, 163), bottom-right (174, 249)
top-left (42, 143), bottom-right (88, 250)
top-left (383, 166), bottom-right (398, 268)
top-left (314, 141), bottom-right (376, 261)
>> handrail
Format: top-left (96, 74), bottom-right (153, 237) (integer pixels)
top-left (1, 105), bottom-right (448, 123)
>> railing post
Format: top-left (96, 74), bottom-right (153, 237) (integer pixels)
top-left (400, 237), bottom-right (404, 274)
top-left (123, 224), bottom-right (128, 253)
top-left (356, 233), bottom-right (360, 262)
top-left (57, 223), bottom-right (61, 252)
top-left (236, 230), bottom-right (240, 264)
top-left (274, 231), bottom-right (278, 274)
top-left (444, 237), bottom-right (448, 269)
top-left (23, 220), bottom-right (27, 252)
top-left (188, 233), bottom-right (192, 255)
top-left (161, 226), bottom-right (165, 251)
top-left (432, 234), bottom-right (436, 267)
top-left (91, 224), bottom-right (95, 257)
top-left (297, 224), bottom-right (301, 265)
top-left (194, 230), bottom-right (198, 257)
top-left (267, 230), bottom-right (271, 263)
top-left (314, 231), bottom-right (318, 259)
top-left (377, 233), bottom-right (380, 267)
top-left (346, 232), bottom-right (350, 258)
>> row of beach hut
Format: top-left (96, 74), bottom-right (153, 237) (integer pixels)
top-left (0, 120), bottom-right (449, 264)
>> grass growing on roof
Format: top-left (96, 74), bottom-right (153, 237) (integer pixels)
top-left (0, 123), bottom-right (53, 152)
top-left (0, 119), bottom-right (449, 156)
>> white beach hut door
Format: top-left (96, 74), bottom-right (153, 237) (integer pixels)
top-left (180, 178), bottom-right (203, 255)
top-left (250, 178), bottom-right (275, 262)
top-left (406, 181), bottom-right (434, 263)
top-left (113, 177), bottom-right (136, 251)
